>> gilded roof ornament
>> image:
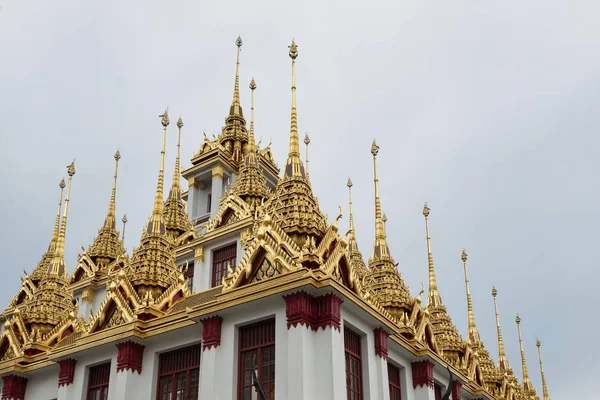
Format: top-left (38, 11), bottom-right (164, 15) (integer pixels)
top-left (461, 249), bottom-right (481, 344)
top-left (536, 339), bottom-right (550, 400)
top-left (516, 314), bottom-right (537, 397)
top-left (164, 114), bottom-right (194, 240)
top-left (49, 161), bottom-right (75, 277)
top-left (87, 151), bottom-right (126, 268)
top-left (346, 177), bottom-right (367, 277)
top-left (121, 214), bottom-right (127, 241)
top-left (492, 286), bottom-right (511, 373)
top-left (423, 203), bottom-right (442, 307)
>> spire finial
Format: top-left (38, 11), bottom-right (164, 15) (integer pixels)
top-left (49, 161), bottom-right (75, 276)
top-left (423, 203), bottom-right (442, 307)
top-left (248, 78), bottom-right (257, 151)
top-left (102, 150), bottom-right (120, 230)
top-left (283, 39), bottom-right (305, 178)
top-left (148, 109), bottom-right (168, 234)
top-left (121, 214), bottom-right (128, 241)
top-left (347, 177), bottom-right (356, 234)
top-left (47, 179), bottom-right (66, 253)
top-left (370, 140), bottom-right (391, 259)
top-left (516, 314), bottom-right (535, 394)
top-left (168, 115), bottom-right (183, 200)
top-left (304, 133), bottom-right (310, 179)
top-left (536, 339), bottom-right (550, 399)
top-left (492, 286), bottom-right (510, 372)
top-left (230, 36), bottom-right (243, 119)
top-left (462, 249), bottom-right (480, 343)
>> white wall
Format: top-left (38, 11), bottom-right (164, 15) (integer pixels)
top-left (24, 363), bottom-right (59, 400)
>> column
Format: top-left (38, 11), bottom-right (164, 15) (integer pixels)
top-left (193, 246), bottom-right (206, 292)
top-left (198, 315), bottom-right (223, 399)
top-left (187, 176), bottom-right (197, 221)
top-left (371, 327), bottom-right (391, 400)
top-left (211, 165), bottom-right (224, 218)
top-left (1, 375), bottom-right (27, 400)
top-left (411, 360), bottom-right (435, 400)
top-left (113, 341), bottom-right (145, 398)
top-left (56, 358), bottom-right (77, 400)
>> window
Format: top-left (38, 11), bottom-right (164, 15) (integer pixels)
top-left (207, 194), bottom-right (212, 213)
top-left (87, 362), bottom-right (110, 400)
top-left (157, 344), bottom-right (201, 400)
top-left (183, 263), bottom-right (194, 293)
top-left (238, 319), bottom-right (275, 400)
top-left (434, 383), bottom-right (442, 400)
top-left (344, 327), bottom-right (363, 400)
top-left (212, 243), bottom-right (237, 287)
top-left (388, 363), bottom-right (401, 400)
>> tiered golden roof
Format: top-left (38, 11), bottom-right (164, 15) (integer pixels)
top-left (163, 116), bottom-right (194, 241)
top-left (421, 204), bottom-right (464, 367)
top-left (264, 40), bottom-right (327, 254)
top-left (230, 78), bottom-right (270, 206)
top-left (127, 110), bottom-right (183, 300)
top-left (87, 151), bottom-right (126, 269)
top-left (363, 141), bottom-right (412, 321)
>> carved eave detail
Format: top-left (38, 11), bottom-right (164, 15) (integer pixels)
top-left (205, 194), bottom-right (253, 233)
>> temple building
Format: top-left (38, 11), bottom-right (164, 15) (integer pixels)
top-left (0, 37), bottom-right (551, 400)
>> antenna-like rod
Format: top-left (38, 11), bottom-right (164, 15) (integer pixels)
top-left (121, 214), bottom-right (128, 241)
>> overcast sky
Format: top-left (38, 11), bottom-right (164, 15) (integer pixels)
top-left (1, 1), bottom-right (597, 397)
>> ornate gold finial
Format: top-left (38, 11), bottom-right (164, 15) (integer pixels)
top-left (462, 248), bottom-right (480, 343)
top-left (516, 314), bottom-right (535, 395)
top-left (536, 339), bottom-right (550, 399)
top-left (283, 39), bottom-right (305, 178)
top-left (245, 77), bottom-right (258, 161)
top-left (49, 161), bottom-right (76, 276)
top-left (104, 150), bottom-right (120, 229)
top-left (121, 214), bottom-right (127, 241)
top-left (492, 286), bottom-right (510, 372)
top-left (177, 116), bottom-right (183, 128)
top-left (423, 202), bottom-right (442, 307)
top-left (147, 110), bottom-right (168, 234)
top-left (370, 140), bottom-right (390, 259)
top-left (304, 133), bottom-right (310, 179)
top-left (49, 179), bottom-right (66, 252)
top-left (231, 36), bottom-right (243, 118)
top-left (347, 177), bottom-right (358, 249)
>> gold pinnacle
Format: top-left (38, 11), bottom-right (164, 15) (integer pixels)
top-left (347, 177), bottom-right (353, 188)
top-left (177, 116), bottom-right (183, 128)
top-left (289, 39), bottom-right (298, 59)
top-left (304, 133), bottom-right (310, 145)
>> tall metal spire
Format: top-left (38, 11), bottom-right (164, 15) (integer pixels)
top-left (536, 339), bottom-right (550, 400)
top-left (230, 36), bottom-right (243, 119)
top-left (304, 133), bottom-right (310, 179)
top-left (49, 161), bottom-right (75, 277)
top-left (48, 179), bottom-right (66, 253)
top-left (462, 249), bottom-right (480, 343)
top-left (168, 118), bottom-right (183, 200)
top-left (283, 40), bottom-right (305, 178)
top-left (492, 286), bottom-right (510, 372)
top-left (147, 109), bottom-right (169, 235)
top-left (347, 178), bottom-right (360, 252)
top-left (370, 140), bottom-right (390, 260)
top-left (104, 150), bottom-right (120, 229)
top-left (423, 203), bottom-right (442, 307)
top-left (516, 315), bottom-right (536, 395)
top-left (248, 78), bottom-right (257, 157)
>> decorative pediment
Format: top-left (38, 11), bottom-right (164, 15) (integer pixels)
top-left (205, 195), bottom-right (252, 232)
top-left (70, 255), bottom-right (96, 284)
top-left (0, 332), bottom-right (22, 362)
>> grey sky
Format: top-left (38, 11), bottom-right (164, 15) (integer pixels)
top-left (1, 0), bottom-right (597, 397)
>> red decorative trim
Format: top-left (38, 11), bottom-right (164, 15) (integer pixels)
top-left (201, 315), bottom-right (223, 350)
top-left (411, 360), bottom-right (434, 389)
top-left (1, 375), bottom-right (27, 400)
top-left (116, 341), bottom-right (145, 374)
top-left (283, 291), bottom-right (343, 331)
top-left (452, 381), bottom-right (462, 400)
top-left (58, 358), bottom-right (77, 387)
top-left (374, 327), bottom-right (389, 358)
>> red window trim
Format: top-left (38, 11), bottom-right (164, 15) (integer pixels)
top-left (87, 362), bottom-right (111, 400)
top-left (344, 327), bottom-right (363, 400)
top-left (388, 363), bottom-right (402, 400)
top-left (211, 243), bottom-right (237, 287)
top-left (237, 319), bottom-right (276, 400)
top-left (156, 344), bottom-right (201, 400)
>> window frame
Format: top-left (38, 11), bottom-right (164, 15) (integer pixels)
top-left (237, 319), bottom-right (276, 400)
top-left (156, 344), bottom-right (201, 400)
top-left (387, 362), bottom-right (402, 400)
top-left (86, 362), bottom-right (111, 400)
top-left (211, 243), bottom-right (237, 287)
top-left (344, 327), bottom-right (363, 400)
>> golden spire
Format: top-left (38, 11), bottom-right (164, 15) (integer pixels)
top-left (283, 39), bottom-right (305, 178)
top-left (516, 315), bottom-right (536, 395)
top-left (231, 36), bottom-right (243, 119)
top-left (122, 214), bottom-right (127, 241)
top-left (370, 140), bottom-right (390, 259)
top-left (104, 150), bottom-right (120, 229)
top-left (49, 161), bottom-right (75, 277)
top-left (461, 249), bottom-right (480, 343)
top-left (147, 109), bottom-right (169, 235)
top-left (48, 179), bottom-right (66, 252)
top-left (304, 133), bottom-right (310, 179)
top-left (347, 178), bottom-right (359, 251)
top-left (536, 339), bottom-right (550, 400)
top-left (169, 117), bottom-right (183, 200)
top-left (423, 203), bottom-right (442, 307)
top-left (231, 78), bottom-right (270, 205)
top-left (492, 286), bottom-right (510, 372)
